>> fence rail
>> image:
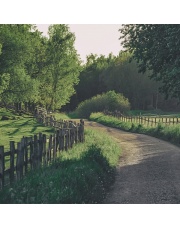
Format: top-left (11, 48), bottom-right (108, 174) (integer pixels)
top-left (0, 109), bottom-right (84, 190)
top-left (104, 110), bottom-right (180, 127)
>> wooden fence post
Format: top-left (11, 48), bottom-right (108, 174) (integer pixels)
top-left (16, 141), bottom-right (24, 181)
top-left (65, 129), bottom-right (69, 151)
top-left (29, 137), bottom-right (33, 170)
top-left (33, 135), bottom-right (38, 169)
top-left (24, 137), bottom-right (28, 175)
top-left (43, 134), bottom-right (47, 166)
top-left (53, 134), bottom-right (57, 160)
top-left (38, 133), bottom-right (43, 167)
top-left (79, 119), bottom-right (85, 142)
top-left (48, 135), bottom-right (53, 162)
top-left (10, 141), bottom-right (15, 185)
top-left (0, 146), bottom-right (5, 190)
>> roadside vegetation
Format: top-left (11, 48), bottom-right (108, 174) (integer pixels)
top-left (127, 109), bottom-right (180, 117)
top-left (90, 112), bottom-right (180, 146)
top-left (75, 90), bottom-right (130, 118)
top-left (0, 128), bottom-right (121, 204)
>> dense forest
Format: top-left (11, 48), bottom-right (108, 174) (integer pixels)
top-left (1, 24), bottom-right (180, 113)
top-left (65, 52), bottom-right (180, 112)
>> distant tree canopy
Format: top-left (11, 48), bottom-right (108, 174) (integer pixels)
top-left (119, 24), bottom-right (180, 100)
top-left (0, 24), bottom-right (81, 111)
top-left (68, 52), bottom-right (159, 110)
top-left (65, 51), bottom-right (180, 112)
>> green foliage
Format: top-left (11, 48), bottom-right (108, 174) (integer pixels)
top-left (0, 129), bottom-right (121, 204)
top-left (120, 24), bottom-right (180, 100)
top-left (75, 90), bottom-right (130, 118)
top-left (90, 112), bottom-right (180, 146)
top-left (0, 25), bottom-right (41, 104)
top-left (99, 52), bottom-right (160, 110)
top-left (41, 24), bottom-right (81, 110)
top-left (0, 24), bottom-right (81, 111)
top-left (0, 73), bottom-right (10, 95)
top-left (75, 53), bottom-right (115, 104)
top-left (67, 50), bottom-right (178, 112)
top-left (90, 112), bottom-right (133, 130)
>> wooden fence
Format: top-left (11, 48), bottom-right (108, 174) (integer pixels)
top-left (104, 110), bottom-right (180, 127)
top-left (0, 111), bottom-right (84, 190)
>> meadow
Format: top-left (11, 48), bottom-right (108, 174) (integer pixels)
top-left (0, 108), bottom-right (121, 204)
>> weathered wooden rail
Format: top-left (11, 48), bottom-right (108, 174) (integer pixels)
top-left (104, 110), bottom-right (180, 127)
top-left (0, 109), bottom-right (84, 190)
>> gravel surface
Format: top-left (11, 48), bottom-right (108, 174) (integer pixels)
top-left (85, 120), bottom-right (180, 204)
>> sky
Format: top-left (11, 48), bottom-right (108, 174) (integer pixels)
top-left (36, 24), bottom-right (122, 63)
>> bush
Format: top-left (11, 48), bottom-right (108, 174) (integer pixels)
top-left (75, 90), bottom-right (130, 118)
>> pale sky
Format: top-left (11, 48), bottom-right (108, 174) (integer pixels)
top-left (36, 24), bottom-right (122, 63)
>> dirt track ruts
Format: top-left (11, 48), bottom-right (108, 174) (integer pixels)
top-left (85, 120), bottom-right (180, 204)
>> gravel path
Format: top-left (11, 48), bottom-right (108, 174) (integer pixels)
top-left (85, 120), bottom-right (180, 204)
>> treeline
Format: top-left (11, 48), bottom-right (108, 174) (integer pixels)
top-left (0, 24), bottom-right (81, 112)
top-left (2, 24), bottom-right (180, 114)
top-left (65, 52), bottom-right (180, 112)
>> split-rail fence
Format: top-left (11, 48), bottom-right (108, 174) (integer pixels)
top-left (104, 110), bottom-right (180, 127)
top-left (0, 108), bottom-right (84, 190)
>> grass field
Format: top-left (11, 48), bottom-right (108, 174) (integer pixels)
top-left (0, 109), bottom-right (55, 151)
top-left (0, 128), bottom-right (121, 204)
top-left (0, 108), bottom-right (121, 204)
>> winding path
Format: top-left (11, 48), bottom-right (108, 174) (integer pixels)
top-left (85, 120), bottom-right (180, 204)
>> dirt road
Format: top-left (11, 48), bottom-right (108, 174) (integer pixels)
top-left (85, 120), bottom-right (180, 204)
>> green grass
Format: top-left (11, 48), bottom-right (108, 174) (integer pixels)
top-left (0, 129), bottom-right (121, 204)
top-left (90, 112), bottom-right (180, 146)
top-left (0, 108), bottom-right (25, 120)
top-left (0, 117), bottom-right (55, 151)
top-left (53, 112), bottom-right (71, 120)
top-left (53, 111), bottom-right (80, 120)
top-left (127, 109), bottom-right (180, 117)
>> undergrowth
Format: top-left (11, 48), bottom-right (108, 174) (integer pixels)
top-left (0, 129), bottom-right (121, 204)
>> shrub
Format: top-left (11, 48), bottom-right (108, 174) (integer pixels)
top-left (76, 90), bottom-right (130, 118)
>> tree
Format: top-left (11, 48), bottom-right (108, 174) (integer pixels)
top-left (76, 53), bottom-right (115, 103)
top-left (119, 24), bottom-right (180, 100)
top-left (99, 52), bottom-right (160, 110)
top-left (41, 24), bottom-right (81, 110)
top-left (0, 24), bottom-right (40, 107)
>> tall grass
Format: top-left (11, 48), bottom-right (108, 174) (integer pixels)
top-left (90, 112), bottom-right (180, 145)
top-left (0, 129), bottom-right (121, 204)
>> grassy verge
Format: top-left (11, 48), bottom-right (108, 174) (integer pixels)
top-left (127, 109), bottom-right (180, 117)
top-left (0, 129), bottom-right (121, 204)
top-left (0, 117), bottom-right (55, 151)
top-left (90, 112), bottom-right (180, 145)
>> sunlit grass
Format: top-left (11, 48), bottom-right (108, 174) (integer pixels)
top-left (0, 109), bottom-right (55, 151)
top-left (0, 128), bottom-right (121, 204)
top-left (90, 112), bottom-right (180, 146)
